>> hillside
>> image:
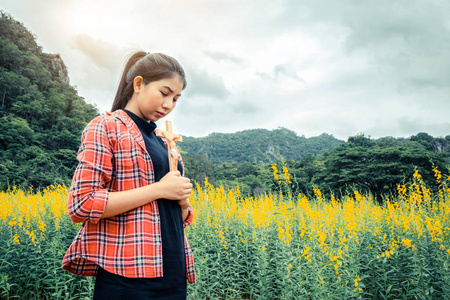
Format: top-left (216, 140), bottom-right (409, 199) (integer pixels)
top-left (181, 128), bottom-right (342, 165)
top-left (0, 11), bottom-right (99, 189)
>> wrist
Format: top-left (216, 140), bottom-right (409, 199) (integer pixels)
top-left (150, 182), bottom-right (165, 199)
top-left (178, 199), bottom-right (189, 211)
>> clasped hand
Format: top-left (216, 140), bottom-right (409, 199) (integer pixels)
top-left (159, 171), bottom-right (193, 207)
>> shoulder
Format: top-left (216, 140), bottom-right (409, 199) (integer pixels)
top-left (80, 111), bottom-right (132, 148)
top-left (84, 110), bottom-right (129, 133)
top-left (89, 111), bottom-right (121, 126)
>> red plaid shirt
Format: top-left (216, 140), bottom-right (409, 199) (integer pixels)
top-left (62, 109), bottom-right (195, 283)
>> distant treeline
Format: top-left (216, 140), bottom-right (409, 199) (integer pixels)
top-left (1, 11), bottom-right (449, 204)
top-left (183, 133), bottom-right (449, 204)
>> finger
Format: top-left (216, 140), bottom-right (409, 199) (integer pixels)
top-left (184, 187), bottom-right (192, 195)
top-left (180, 196), bottom-right (190, 203)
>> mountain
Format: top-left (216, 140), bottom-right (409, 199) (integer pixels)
top-left (0, 11), bottom-right (99, 189)
top-left (181, 128), bottom-right (343, 165)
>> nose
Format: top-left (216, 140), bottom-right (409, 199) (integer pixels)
top-left (161, 98), bottom-right (175, 111)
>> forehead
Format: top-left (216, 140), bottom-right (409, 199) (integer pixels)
top-left (153, 76), bottom-right (183, 94)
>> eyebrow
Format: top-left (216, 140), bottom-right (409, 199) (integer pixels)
top-left (163, 86), bottom-right (181, 97)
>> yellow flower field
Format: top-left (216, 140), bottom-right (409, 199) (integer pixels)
top-left (1, 168), bottom-right (449, 299)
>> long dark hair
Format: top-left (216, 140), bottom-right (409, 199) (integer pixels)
top-left (111, 51), bottom-right (187, 112)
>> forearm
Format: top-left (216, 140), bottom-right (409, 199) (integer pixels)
top-left (178, 198), bottom-right (190, 221)
top-left (181, 206), bottom-right (189, 221)
top-left (101, 171), bottom-right (192, 219)
top-left (101, 184), bottom-right (163, 219)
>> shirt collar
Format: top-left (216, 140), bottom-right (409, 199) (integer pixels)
top-left (123, 109), bottom-right (157, 136)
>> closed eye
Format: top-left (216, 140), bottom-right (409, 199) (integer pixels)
top-left (160, 91), bottom-right (168, 96)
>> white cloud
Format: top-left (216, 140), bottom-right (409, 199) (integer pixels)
top-left (1, 0), bottom-right (449, 139)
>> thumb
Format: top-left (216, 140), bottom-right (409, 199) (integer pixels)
top-left (170, 170), bottom-right (181, 177)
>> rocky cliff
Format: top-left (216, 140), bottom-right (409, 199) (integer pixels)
top-left (44, 53), bottom-right (70, 84)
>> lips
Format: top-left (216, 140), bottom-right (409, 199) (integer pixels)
top-left (156, 111), bottom-right (166, 118)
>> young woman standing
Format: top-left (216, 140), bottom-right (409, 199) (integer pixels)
top-left (62, 51), bottom-right (195, 300)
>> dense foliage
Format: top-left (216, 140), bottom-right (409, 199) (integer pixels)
top-left (184, 133), bottom-right (450, 202)
top-left (1, 168), bottom-right (449, 299)
top-left (314, 134), bottom-right (449, 203)
top-left (1, 11), bottom-right (449, 206)
top-left (0, 11), bottom-right (99, 190)
top-left (181, 129), bottom-right (342, 165)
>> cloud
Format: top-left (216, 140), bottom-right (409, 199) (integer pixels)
top-left (3, 0), bottom-right (449, 139)
top-left (340, 3), bottom-right (450, 91)
top-left (71, 34), bottom-right (122, 71)
top-left (183, 65), bottom-right (230, 99)
top-left (284, 0), bottom-right (450, 92)
top-left (68, 34), bottom-right (128, 112)
top-left (231, 100), bottom-right (260, 114)
top-left (396, 117), bottom-right (450, 138)
top-left (257, 64), bottom-right (305, 82)
top-left (274, 64), bottom-right (304, 82)
top-left (204, 50), bottom-right (243, 64)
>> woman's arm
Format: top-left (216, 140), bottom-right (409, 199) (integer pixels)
top-left (101, 171), bottom-right (193, 219)
top-left (68, 117), bottom-right (114, 224)
top-left (178, 198), bottom-right (190, 221)
top-left (68, 116), bottom-right (193, 223)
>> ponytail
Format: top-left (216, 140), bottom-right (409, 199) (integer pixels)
top-left (111, 51), bottom-right (187, 112)
top-left (111, 51), bottom-right (146, 112)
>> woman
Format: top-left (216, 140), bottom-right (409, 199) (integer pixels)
top-left (62, 51), bottom-right (195, 300)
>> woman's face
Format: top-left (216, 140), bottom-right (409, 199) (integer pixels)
top-left (131, 75), bottom-right (183, 122)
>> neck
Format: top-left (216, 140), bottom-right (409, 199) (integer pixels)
top-left (124, 98), bottom-right (147, 121)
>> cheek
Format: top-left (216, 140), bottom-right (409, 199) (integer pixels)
top-left (137, 97), bottom-right (148, 110)
top-left (139, 93), bottom-right (157, 106)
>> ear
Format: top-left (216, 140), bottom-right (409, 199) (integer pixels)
top-left (133, 76), bottom-right (144, 94)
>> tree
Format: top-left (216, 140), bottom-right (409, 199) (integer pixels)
top-left (182, 154), bottom-right (214, 184)
top-left (0, 114), bottom-right (34, 150)
top-left (316, 135), bottom-right (447, 204)
top-left (0, 11), bottom-right (99, 190)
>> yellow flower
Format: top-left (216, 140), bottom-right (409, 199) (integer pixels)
top-left (283, 166), bottom-right (291, 183)
top-left (354, 276), bottom-right (361, 287)
top-left (402, 238), bottom-right (412, 249)
top-left (302, 246), bottom-right (310, 256)
top-left (13, 234), bottom-right (20, 244)
top-left (271, 163), bottom-right (279, 180)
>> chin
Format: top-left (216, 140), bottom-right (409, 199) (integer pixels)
top-left (141, 114), bottom-right (154, 122)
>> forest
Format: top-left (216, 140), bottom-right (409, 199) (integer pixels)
top-left (1, 11), bottom-right (449, 203)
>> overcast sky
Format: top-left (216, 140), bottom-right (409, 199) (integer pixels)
top-left (1, 0), bottom-right (450, 140)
